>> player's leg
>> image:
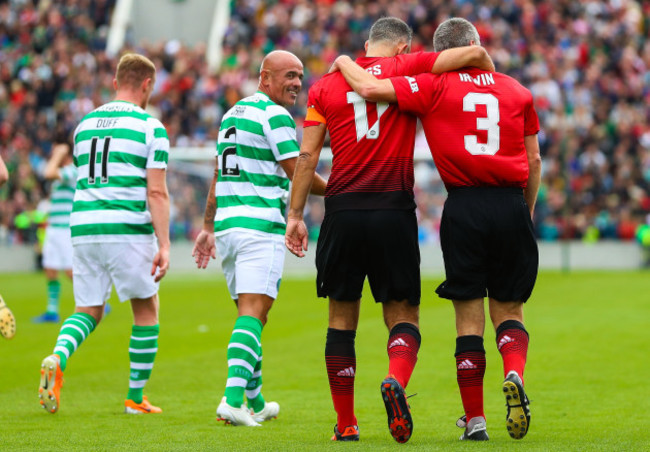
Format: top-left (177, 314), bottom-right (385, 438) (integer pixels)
top-left (108, 241), bottom-right (163, 414)
top-left (327, 299), bottom-right (361, 441)
top-left (452, 298), bottom-right (489, 441)
top-left (34, 268), bottom-right (62, 323)
top-left (379, 301), bottom-right (420, 443)
top-left (383, 302), bottom-right (421, 389)
top-left (436, 188), bottom-right (492, 440)
top-left (366, 209), bottom-right (421, 443)
top-left (35, 228), bottom-right (69, 323)
top-left (39, 243), bottom-right (108, 414)
top-left (315, 211), bottom-right (365, 441)
top-left (490, 299), bottom-right (531, 439)
top-left (220, 293), bottom-right (271, 418)
top-left (216, 231), bottom-right (282, 426)
top-left (485, 188), bottom-right (537, 439)
top-left (125, 293), bottom-right (161, 414)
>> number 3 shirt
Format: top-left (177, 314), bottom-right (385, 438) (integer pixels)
top-left (71, 100), bottom-right (169, 244)
top-left (391, 68), bottom-right (540, 189)
top-left (305, 52), bottom-right (439, 213)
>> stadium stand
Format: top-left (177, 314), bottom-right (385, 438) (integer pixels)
top-left (0, 0), bottom-right (649, 250)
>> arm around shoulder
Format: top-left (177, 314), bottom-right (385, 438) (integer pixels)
top-left (335, 55), bottom-right (397, 103)
top-left (432, 46), bottom-right (495, 73)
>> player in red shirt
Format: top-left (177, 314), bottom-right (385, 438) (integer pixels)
top-left (285, 17), bottom-right (494, 443)
top-left (334, 17), bottom-right (542, 442)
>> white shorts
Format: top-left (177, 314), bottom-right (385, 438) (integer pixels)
top-left (72, 242), bottom-right (159, 307)
top-left (216, 230), bottom-right (285, 300)
top-left (42, 227), bottom-right (73, 270)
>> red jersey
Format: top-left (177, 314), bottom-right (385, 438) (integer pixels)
top-left (391, 68), bottom-right (540, 189)
top-left (305, 52), bottom-right (439, 212)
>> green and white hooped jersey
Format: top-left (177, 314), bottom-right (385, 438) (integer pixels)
top-left (214, 91), bottom-right (299, 237)
top-left (48, 164), bottom-right (77, 228)
top-left (70, 100), bottom-right (169, 244)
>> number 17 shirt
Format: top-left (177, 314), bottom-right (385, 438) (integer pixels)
top-left (305, 52), bottom-right (439, 212)
top-left (391, 68), bottom-right (540, 189)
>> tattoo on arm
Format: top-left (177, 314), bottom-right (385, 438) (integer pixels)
top-left (203, 165), bottom-right (218, 229)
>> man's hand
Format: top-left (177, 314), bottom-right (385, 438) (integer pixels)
top-left (285, 217), bottom-right (309, 258)
top-left (192, 229), bottom-right (216, 269)
top-left (151, 246), bottom-right (170, 282)
top-left (329, 55), bottom-right (352, 73)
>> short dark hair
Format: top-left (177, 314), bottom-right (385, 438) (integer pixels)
top-left (369, 17), bottom-right (413, 46)
top-left (433, 18), bottom-right (481, 52)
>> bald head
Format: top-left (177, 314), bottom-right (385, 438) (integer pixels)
top-left (259, 50), bottom-right (304, 107)
top-left (260, 50), bottom-right (302, 73)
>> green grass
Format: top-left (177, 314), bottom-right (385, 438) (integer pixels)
top-left (1, 270), bottom-right (649, 451)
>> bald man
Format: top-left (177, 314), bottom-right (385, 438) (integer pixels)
top-left (192, 50), bottom-right (326, 426)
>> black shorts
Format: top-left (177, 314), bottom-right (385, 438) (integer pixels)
top-left (435, 187), bottom-right (538, 303)
top-left (315, 209), bottom-right (420, 305)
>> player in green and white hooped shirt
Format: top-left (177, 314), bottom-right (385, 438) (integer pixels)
top-left (33, 143), bottom-right (76, 324)
top-left (192, 50), bottom-right (327, 426)
top-left (38, 54), bottom-right (170, 416)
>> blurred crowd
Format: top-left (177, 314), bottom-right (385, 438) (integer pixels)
top-left (1, 0), bottom-right (650, 249)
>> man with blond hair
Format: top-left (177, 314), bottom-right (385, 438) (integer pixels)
top-left (38, 53), bottom-right (170, 415)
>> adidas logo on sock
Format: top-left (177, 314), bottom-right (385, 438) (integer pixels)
top-left (388, 338), bottom-right (408, 349)
top-left (497, 335), bottom-right (515, 350)
top-left (457, 359), bottom-right (477, 370)
top-left (337, 367), bottom-right (355, 377)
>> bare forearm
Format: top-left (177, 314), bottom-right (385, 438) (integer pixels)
top-left (524, 159), bottom-right (541, 214)
top-left (44, 144), bottom-right (70, 180)
top-left (432, 46), bottom-right (495, 73)
top-left (289, 153), bottom-right (319, 219)
top-left (203, 171), bottom-right (218, 231)
top-left (335, 55), bottom-right (396, 103)
top-left (149, 191), bottom-right (170, 248)
top-left (310, 172), bottom-right (327, 196)
top-left (0, 156), bottom-right (7, 186)
top-left (524, 135), bottom-right (542, 214)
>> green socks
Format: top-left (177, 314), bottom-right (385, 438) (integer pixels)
top-left (246, 349), bottom-right (266, 412)
top-left (53, 313), bottom-right (97, 371)
top-left (127, 324), bottom-right (160, 404)
top-left (224, 315), bottom-right (263, 408)
top-left (46, 280), bottom-right (61, 314)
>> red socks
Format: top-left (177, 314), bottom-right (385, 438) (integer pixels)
top-left (455, 335), bottom-right (486, 422)
top-left (496, 320), bottom-right (529, 384)
top-left (325, 328), bottom-right (357, 429)
top-left (387, 322), bottom-right (421, 388)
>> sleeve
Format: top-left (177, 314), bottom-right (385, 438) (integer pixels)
top-left (523, 90), bottom-right (540, 136)
top-left (390, 73), bottom-right (439, 116)
top-left (266, 106), bottom-right (300, 161)
top-left (304, 84), bottom-right (326, 128)
top-left (394, 52), bottom-right (440, 76)
top-left (146, 119), bottom-right (170, 170)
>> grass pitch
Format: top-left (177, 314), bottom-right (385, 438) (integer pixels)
top-left (1, 269), bottom-right (648, 451)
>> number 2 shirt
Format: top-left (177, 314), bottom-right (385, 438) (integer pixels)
top-left (305, 52), bottom-right (439, 212)
top-left (71, 100), bottom-right (169, 244)
top-left (391, 68), bottom-right (540, 189)
top-left (214, 91), bottom-right (299, 237)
